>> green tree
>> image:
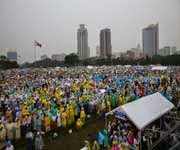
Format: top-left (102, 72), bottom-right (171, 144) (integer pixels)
top-left (65, 53), bottom-right (79, 66)
top-left (0, 55), bottom-right (7, 60)
top-left (0, 60), bottom-right (19, 69)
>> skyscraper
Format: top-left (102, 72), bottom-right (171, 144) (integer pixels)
top-left (100, 28), bottom-right (112, 58)
top-left (142, 24), bottom-right (159, 57)
top-left (77, 24), bottom-right (89, 59)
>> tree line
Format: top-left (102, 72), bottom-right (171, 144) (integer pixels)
top-left (1, 53), bottom-right (180, 70)
top-left (22, 53), bottom-right (180, 68)
top-left (0, 55), bottom-right (19, 70)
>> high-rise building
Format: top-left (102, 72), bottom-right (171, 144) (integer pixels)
top-left (142, 24), bottom-right (159, 57)
top-left (100, 28), bottom-right (112, 58)
top-left (7, 51), bottom-right (17, 62)
top-left (77, 24), bottom-right (89, 59)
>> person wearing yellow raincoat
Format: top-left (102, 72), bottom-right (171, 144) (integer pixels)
top-left (106, 99), bottom-right (111, 112)
top-left (66, 105), bottom-right (71, 125)
top-left (118, 95), bottom-right (124, 106)
top-left (83, 80), bottom-right (90, 90)
top-left (67, 105), bottom-right (74, 126)
top-left (76, 118), bottom-right (82, 130)
top-left (40, 88), bottom-right (45, 97)
top-left (71, 81), bottom-right (77, 93)
top-left (69, 101), bottom-right (75, 125)
top-left (54, 89), bottom-right (61, 102)
top-left (92, 140), bottom-right (99, 150)
top-left (27, 98), bottom-right (33, 106)
top-left (22, 105), bottom-right (29, 116)
top-left (99, 101), bottom-right (106, 114)
top-left (105, 94), bottom-right (110, 102)
top-left (59, 104), bottom-right (64, 114)
top-left (44, 114), bottom-right (51, 132)
top-left (120, 144), bottom-right (126, 150)
top-left (80, 107), bottom-right (86, 125)
top-left (61, 110), bottom-right (67, 127)
top-left (78, 95), bottom-right (83, 104)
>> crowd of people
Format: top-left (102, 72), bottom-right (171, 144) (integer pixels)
top-left (0, 66), bottom-right (180, 150)
top-left (107, 118), bottom-right (139, 150)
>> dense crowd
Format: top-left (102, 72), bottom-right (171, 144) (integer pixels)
top-left (0, 66), bottom-right (180, 150)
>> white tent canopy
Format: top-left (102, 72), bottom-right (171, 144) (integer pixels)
top-left (87, 66), bottom-right (93, 69)
top-left (151, 66), bottom-right (167, 71)
top-left (120, 92), bottom-right (174, 130)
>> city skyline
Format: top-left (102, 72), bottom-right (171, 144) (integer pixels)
top-left (0, 0), bottom-right (180, 62)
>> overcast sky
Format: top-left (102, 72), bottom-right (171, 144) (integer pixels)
top-left (0, 0), bottom-right (180, 62)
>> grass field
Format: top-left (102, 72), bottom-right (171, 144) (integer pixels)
top-left (15, 116), bottom-right (105, 150)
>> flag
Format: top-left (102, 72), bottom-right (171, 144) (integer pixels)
top-left (34, 40), bottom-right (42, 48)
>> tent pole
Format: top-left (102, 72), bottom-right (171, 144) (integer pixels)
top-left (138, 131), bottom-right (142, 150)
top-left (34, 45), bottom-right (36, 62)
top-left (160, 117), bottom-right (162, 137)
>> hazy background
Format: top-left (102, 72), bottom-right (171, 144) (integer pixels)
top-left (0, 0), bottom-right (180, 62)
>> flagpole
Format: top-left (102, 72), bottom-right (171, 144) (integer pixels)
top-left (34, 45), bottom-right (36, 62)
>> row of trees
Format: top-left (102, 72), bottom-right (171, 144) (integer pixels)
top-left (1, 53), bottom-right (179, 69)
top-left (0, 53), bottom-right (177, 69)
top-left (0, 60), bottom-right (19, 70)
top-left (20, 53), bottom-right (180, 68)
top-left (0, 53), bottom-right (180, 69)
top-left (21, 58), bottom-right (65, 68)
top-left (64, 53), bottom-right (180, 66)
top-left (0, 55), bottom-right (19, 70)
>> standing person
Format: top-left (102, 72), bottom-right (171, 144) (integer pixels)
top-left (6, 120), bottom-right (14, 142)
top-left (6, 108), bottom-right (12, 122)
top-left (110, 141), bottom-right (119, 150)
top-left (106, 99), bottom-right (111, 112)
top-left (110, 93), bottom-right (116, 109)
top-left (76, 118), bottom-right (82, 130)
top-left (0, 120), bottom-right (6, 148)
top-left (80, 107), bottom-right (86, 126)
top-left (25, 129), bottom-right (34, 150)
top-left (61, 110), bottom-right (67, 127)
top-left (5, 140), bottom-right (14, 150)
top-left (44, 114), bottom-right (51, 133)
top-left (36, 115), bottom-right (42, 132)
top-left (32, 113), bottom-right (38, 131)
top-left (21, 115), bottom-right (28, 137)
top-left (13, 118), bottom-right (21, 141)
top-left (92, 140), bottom-right (99, 150)
top-left (51, 114), bottom-right (57, 134)
top-left (84, 140), bottom-right (91, 150)
top-left (57, 111), bottom-right (61, 128)
top-left (69, 100), bottom-right (75, 124)
top-left (35, 132), bottom-right (44, 150)
top-left (27, 114), bottom-right (32, 128)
